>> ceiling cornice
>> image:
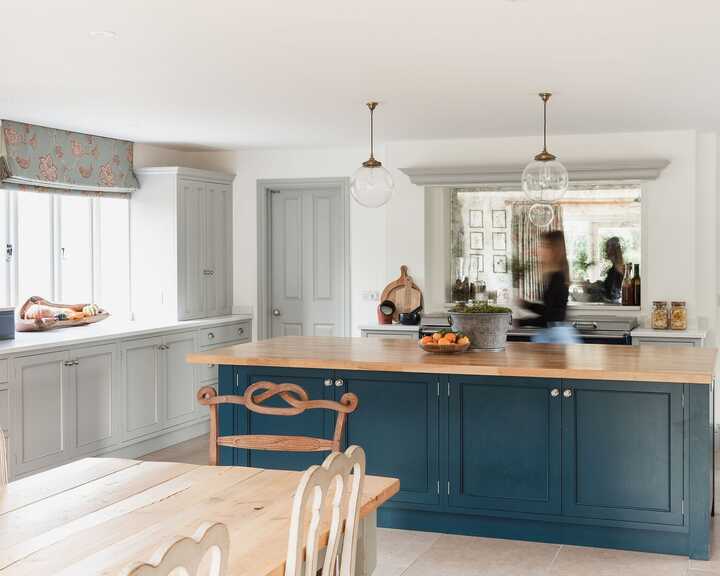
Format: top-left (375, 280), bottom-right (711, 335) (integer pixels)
top-left (399, 159), bottom-right (671, 186)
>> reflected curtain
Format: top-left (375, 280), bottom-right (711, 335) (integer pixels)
top-left (511, 203), bottom-right (564, 301)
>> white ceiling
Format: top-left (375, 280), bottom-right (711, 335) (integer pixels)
top-left (2, 0), bottom-right (719, 149)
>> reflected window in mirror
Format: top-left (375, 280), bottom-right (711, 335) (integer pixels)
top-left (449, 186), bottom-right (642, 307)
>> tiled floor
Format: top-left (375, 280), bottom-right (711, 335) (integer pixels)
top-left (140, 437), bottom-right (720, 575)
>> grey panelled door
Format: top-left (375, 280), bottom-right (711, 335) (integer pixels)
top-left (270, 186), bottom-right (345, 337)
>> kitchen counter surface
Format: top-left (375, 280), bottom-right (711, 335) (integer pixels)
top-left (0, 314), bottom-right (252, 357)
top-left (187, 335), bottom-right (717, 384)
top-left (631, 327), bottom-right (708, 339)
top-left (358, 324), bottom-right (420, 332)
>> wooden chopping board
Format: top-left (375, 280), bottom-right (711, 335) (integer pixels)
top-left (380, 265), bottom-right (423, 322)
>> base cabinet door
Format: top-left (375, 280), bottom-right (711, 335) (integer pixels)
top-left (163, 331), bottom-right (198, 427)
top-left (448, 376), bottom-right (562, 514)
top-left (562, 380), bottom-right (684, 525)
top-left (73, 344), bottom-right (118, 455)
top-left (231, 367), bottom-right (334, 471)
top-left (14, 351), bottom-right (73, 475)
top-left (122, 337), bottom-right (163, 440)
top-left (336, 371), bottom-right (440, 508)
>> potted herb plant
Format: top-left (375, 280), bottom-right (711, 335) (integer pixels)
top-left (449, 302), bottom-right (513, 351)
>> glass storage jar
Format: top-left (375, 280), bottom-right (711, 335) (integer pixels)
top-left (670, 301), bottom-right (688, 330)
top-left (651, 301), bottom-right (669, 330)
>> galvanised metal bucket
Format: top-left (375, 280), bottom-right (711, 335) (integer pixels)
top-left (449, 312), bottom-right (511, 351)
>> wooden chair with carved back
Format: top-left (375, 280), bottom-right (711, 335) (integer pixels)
top-left (285, 445), bottom-right (366, 576)
top-left (121, 521), bottom-right (230, 576)
top-left (197, 381), bottom-right (359, 465)
top-left (0, 427), bottom-right (8, 488)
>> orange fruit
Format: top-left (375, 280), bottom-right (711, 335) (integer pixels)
top-left (432, 332), bottom-right (442, 342)
top-left (438, 338), bottom-right (452, 345)
top-left (421, 336), bottom-right (433, 345)
top-left (445, 332), bottom-right (457, 343)
top-left (457, 336), bottom-right (470, 346)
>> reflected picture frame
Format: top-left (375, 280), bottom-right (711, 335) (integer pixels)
top-left (493, 255), bottom-right (508, 274)
top-left (470, 232), bottom-right (484, 250)
top-left (492, 232), bottom-right (506, 251)
top-left (492, 210), bottom-right (507, 229)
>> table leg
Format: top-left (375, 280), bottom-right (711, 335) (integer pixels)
top-left (356, 510), bottom-right (378, 576)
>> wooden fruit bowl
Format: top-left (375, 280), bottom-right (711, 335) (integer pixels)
top-left (419, 341), bottom-right (471, 354)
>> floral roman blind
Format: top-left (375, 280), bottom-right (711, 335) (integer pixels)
top-left (0, 120), bottom-right (139, 196)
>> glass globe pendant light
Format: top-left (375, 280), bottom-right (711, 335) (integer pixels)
top-left (350, 101), bottom-right (394, 208)
top-left (522, 93), bottom-right (568, 226)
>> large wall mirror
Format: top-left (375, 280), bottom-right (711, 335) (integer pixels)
top-left (447, 185), bottom-right (642, 307)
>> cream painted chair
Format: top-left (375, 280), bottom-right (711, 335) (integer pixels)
top-left (0, 428), bottom-right (8, 487)
top-left (285, 445), bottom-right (366, 576)
top-left (122, 522), bottom-right (230, 576)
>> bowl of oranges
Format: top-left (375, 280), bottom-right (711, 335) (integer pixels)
top-left (419, 330), bottom-right (471, 353)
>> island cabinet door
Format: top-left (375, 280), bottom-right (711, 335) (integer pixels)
top-left (448, 376), bottom-right (562, 515)
top-left (227, 366), bottom-right (335, 471)
top-left (334, 371), bottom-right (440, 508)
top-left (562, 380), bottom-right (685, 525)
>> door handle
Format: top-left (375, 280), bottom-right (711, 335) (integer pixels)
top-left (335, 378), bottom-right (344, 387)
top-left (563, 389), bottom-right (573, 398)
top-left (324, 378), bottom-right (333, 387)
top-left (550, 388), bottom-right (560, 397)
top-left (272, 308), bottom-right (281, 317)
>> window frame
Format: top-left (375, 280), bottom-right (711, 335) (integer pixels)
top-left (0, 188), bottom-right (130, 316)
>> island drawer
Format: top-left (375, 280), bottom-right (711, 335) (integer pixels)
top-left (0, 359), bottom-right (7, 383)
top-left (199, 322), bottom-right (250, 348)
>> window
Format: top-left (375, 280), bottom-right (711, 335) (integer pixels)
top-left (449, 186), bottom-right (642, 306)
top-left (0, 188), bottom-right (130, 318)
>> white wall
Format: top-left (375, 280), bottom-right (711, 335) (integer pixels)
top-left (230, 130), bottom-right (719, 343)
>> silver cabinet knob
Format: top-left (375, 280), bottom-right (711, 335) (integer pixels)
top-left (550, 388), bottom-right (560, 397)
top-left (324, 378), bottom-right (333, 387)
top-left (63, 360), bottom-right (74, 367)
top-left (207, 332), bottom-right (215, 340)
top-left (272, 309), bottom-right (281, 317)
top-left (335, 378), bottom-right (344, 387)
top-left (208, 364), bottom-right (216, 368)
top-left (237, 327), bottom-right (244, 335)
top-left (563, 389), bottom-right (573, 398)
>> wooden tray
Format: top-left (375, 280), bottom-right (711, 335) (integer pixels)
top-left (380, 265), bottom-right (423, 322)
top-left (16, 312), bottom-right (110, 332)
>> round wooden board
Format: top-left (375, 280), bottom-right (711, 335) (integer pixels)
top-left (380, 265), bottom-right (423, 322)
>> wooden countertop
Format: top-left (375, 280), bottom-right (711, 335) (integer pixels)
top-left (187, 336), bottom-right (718, 384)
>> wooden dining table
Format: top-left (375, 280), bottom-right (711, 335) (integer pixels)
top-left (0, 457), bottom-right (400, 575)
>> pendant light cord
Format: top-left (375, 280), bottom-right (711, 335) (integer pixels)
top-left (542, 97), bottom-right (547, 153)
top-left (369, 105), bottom-right (375, 160)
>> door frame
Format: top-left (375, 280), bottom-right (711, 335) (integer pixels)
top-left (256, 178), bottom-right (351, 340)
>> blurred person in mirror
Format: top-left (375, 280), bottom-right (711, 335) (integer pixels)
top-left (517, 230), bottom-right (580, 344)
top-left (585, 236), bottom-right (624, 303)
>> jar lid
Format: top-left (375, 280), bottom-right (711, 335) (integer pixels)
top-left (652, 301), bottom-right (668, 306)
top-left (671, 301), bottom-right (687, 306)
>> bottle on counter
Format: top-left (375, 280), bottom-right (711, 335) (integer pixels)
top-left (632, 264), bottom-right (641, 307)
top-left (622, 263), bottom-right (634, 306)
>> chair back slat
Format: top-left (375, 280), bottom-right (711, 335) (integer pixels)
top-left (121, 522), bottom-right (230, 576)
top-left (285, 446), bottom-right (366, 576)
top-left (218, 435), bottom-right (335, 452)
top-left (198, 381), bottom-right (359, 462)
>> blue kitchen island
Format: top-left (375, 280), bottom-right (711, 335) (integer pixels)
top-left (188, 336), bottom-right (717, 559)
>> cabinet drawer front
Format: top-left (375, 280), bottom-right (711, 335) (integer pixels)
top-left (0, 387), bottom-right (8, 433)
top-left (562, 379), bottom-right (684, 525)
top-left (199, 322), bottom-right (250, 347)
top-left (0, 359), bottom-right (7, 383)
